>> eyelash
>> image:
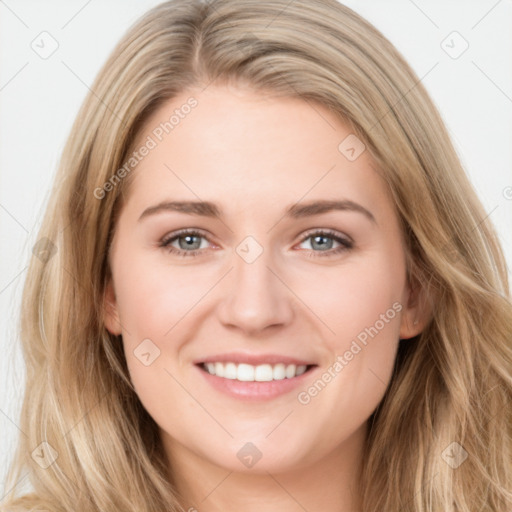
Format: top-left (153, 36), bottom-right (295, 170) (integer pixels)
top-left (159, 228), bottom-right (353, 259)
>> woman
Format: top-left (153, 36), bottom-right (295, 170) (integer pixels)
top-left (3, 0), bottom-right (511, 511)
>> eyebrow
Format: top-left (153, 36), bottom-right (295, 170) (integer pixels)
top-left (138, 199), bottom-right (376, 223)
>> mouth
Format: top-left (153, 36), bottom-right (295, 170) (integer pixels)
top-left (197, 361), bottom-right (318, 382)
top-left (195, 361), bottom-right (319, 401)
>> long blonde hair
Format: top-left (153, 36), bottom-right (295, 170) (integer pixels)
top-left (3, 1), bottom-right (511, 510)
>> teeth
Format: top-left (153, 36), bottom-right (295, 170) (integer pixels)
top-left (224, 362), bottom-right (237, 379)
top-left (203, 362), bottom-right (309, 381)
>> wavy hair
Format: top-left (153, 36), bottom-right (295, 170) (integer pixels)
top-left (2, 0), bottom-right (511, 510)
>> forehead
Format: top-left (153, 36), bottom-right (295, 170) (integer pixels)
top-left (122, 85), bottom-right (389, 219)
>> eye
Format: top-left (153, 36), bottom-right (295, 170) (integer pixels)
top-left (159, 228), bottom-right (353, 259)
top-left (159, 229), bottom-right (211, 257)
top-left (297, 229), bottom-right (353, 258)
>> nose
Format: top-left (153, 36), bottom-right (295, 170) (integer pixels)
top-left (216, 246), bottom-right (295, 335)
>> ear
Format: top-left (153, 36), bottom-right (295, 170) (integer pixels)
top-left (103, 278), bottom-right (122, 336)
top-left (399, 277), bottom-right (430, 340)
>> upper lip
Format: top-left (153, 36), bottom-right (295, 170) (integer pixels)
top-left (195, 353), bottom-right (317, 366)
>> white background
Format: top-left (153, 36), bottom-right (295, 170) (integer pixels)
top-left (1, 0), bottom-right (511, 495)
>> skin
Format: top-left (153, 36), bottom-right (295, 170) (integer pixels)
top-left (104, 83), bottom-right (425, 512)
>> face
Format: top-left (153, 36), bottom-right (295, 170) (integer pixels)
top-left (104, 84), bottom-right (423, 475)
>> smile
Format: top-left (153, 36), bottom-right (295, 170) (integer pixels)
top-left (195, 362), bottom-right (319, 401)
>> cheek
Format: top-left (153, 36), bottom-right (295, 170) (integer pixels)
top-left (292, 252), bottom-right (405, 346)
top-left (328, 278), bottom-right (401, 383)
top-left (113, 256), bottom-right (208, 340)
top-left (112, 258), bottom-right (215, 410)
top-left (329, 270), bottom-right (403, 347)
top-left (290, 251), bottom-right (405, 408)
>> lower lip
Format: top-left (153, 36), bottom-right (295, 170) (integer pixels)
top-left (195, 364), bottom-right (318, 401)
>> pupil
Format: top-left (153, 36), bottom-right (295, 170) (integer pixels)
top-left (180, 235), bottom-right (200, 250)
top-left (177, 234), bottom-right (334, 251)
top-left (312, 235), bottom-right (332, 251)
